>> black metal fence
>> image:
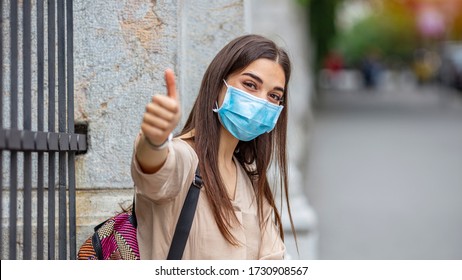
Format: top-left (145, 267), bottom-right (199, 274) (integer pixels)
top-left (1, 0), bottom-right (86, 259)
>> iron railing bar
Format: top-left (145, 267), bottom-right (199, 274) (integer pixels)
top-left (37, 0), bottom-right (45, 260)
top-left (23, 154), bottom-right (33, 258)
top-left (48, 0), bottom-right (56, 260)
top-left (0, 151), bottom-right (2, 259)
top-left (57, 0), bottom-right (67, 260)
top-left (9, 0), bottom-right (19, 260)
top-left (37, 152), bottom-right (45, 258)
top-left (68, 154), bottom-right (75, 258)
top-left (67, 0), bottom-right (76, 259)
top-left (47, 152), bottom-right (56, 260)
top-left (66, 0), bottom-right (74, 136)
top-left (1, 129), bottom-right (85, 152)
top-left (0, 0), bottom-right (2, 128)
top-left (0, 0), bottom-right (4, 260)
top-left (23, 2), bottom-right (32, 130)
top-left (23, 0), bottom-right (33, 260)
top-left (9, 152), bottom-right (17, 260)
top-left (38, 2), bottom-right (45, 133)
top-left (9, 0), bottom-right (18, 130)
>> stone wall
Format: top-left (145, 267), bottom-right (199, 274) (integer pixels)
top-left (74, 0), bottom-right (247, 248)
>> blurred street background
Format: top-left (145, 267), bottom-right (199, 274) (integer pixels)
top-left (306, 81), bottom-right (462, 259)
top-left (303, 0), bottom-right (462, 259)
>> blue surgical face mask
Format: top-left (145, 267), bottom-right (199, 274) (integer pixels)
top-left (213, 80), bottom-right (283, 141)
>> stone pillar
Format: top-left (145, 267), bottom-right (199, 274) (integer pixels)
top-left (248, 0), bottom-right (319, 259)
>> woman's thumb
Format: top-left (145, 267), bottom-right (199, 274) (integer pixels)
top-left (165, 69), bottom-right (178, 100)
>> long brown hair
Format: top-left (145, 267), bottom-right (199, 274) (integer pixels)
top-left (180, 34), bottom-right (295, 246)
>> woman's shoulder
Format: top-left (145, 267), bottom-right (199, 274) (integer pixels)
top-left (174, 130), bottom-right (197, 156)
top-left (170, 136), bottom-right (199, 176)
top-left (172, 135), bottom-right (196, 158)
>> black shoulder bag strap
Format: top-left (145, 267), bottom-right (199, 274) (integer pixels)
top-left (130, 167), bottom-right (202, 260)
top-left (167, 167), bottom-right (203, 260)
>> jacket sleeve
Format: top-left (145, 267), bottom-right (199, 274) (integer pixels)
top-left (130, 133), bottom-right (198, 203)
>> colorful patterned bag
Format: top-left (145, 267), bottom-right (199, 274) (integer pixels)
top-left (77, 206), bottom-right (139, 260)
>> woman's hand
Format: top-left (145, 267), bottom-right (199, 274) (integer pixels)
top-left (136, 69), bottom-right (181, 174)
top-left (141, 69), bottom-right (181, 146)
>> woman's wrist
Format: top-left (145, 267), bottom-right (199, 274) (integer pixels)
top-left (144, 133), bottom-right (173, 150)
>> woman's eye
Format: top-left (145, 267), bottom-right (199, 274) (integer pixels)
top-left (269, 93), bottom-right (282, 103)
top-left (243, 82), bottom-right (257, 90)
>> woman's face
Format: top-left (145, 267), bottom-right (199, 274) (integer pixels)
top-left (219, 58), bottom-right (286, 106)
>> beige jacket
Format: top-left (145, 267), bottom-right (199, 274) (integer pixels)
top-left (131, 135), bottom-right (285, 259)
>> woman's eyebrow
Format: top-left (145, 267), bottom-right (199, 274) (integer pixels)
top-left (242, 72), bottom-right (285, 93)
top-left (242, 72), bottom-right (263, 83)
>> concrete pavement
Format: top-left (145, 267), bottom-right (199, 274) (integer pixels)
top-left (304, 83), bottom-right (462, 259)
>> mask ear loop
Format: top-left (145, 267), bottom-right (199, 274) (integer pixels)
top-left (212, 101), bottom-right (219, 111)
top-left (214, 79), bottom-right (229, 112)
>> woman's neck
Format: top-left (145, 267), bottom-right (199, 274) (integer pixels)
top-left (217, 126), bottom-right (239, 200)
top-left (218, 126), bottom-right (239, 166)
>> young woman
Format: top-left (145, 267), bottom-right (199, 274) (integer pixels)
top-left (131, 34), bottom-right (295, 259)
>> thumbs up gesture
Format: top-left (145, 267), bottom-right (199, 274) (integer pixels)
top-left (141, 69), bottom-right (181, 146)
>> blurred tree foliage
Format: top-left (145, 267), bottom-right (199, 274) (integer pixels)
top-left (334, 2), bottom-right (419, 68)
top-left (299, 0), bottom-right (462, 84)
top-left (308, 0), bottom-right (341, 71)
top-left (333, 0), bottom-right (462, 68)
top-left (297, 0), bottom-right (341, 87)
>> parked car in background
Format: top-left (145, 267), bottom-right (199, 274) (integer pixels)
top-left (437, 41), bottom-right (462, 91)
